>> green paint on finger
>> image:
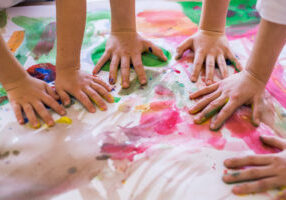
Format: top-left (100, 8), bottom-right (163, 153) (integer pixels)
top-left (0, 10), bottom-right (7, 28)
top-left (205, 106), bottom-right (224, 119)
top-left (91, 40), bottom-right (172, 71)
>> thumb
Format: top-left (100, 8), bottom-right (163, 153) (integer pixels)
top-left (175, 38), bottom-right (193, 60)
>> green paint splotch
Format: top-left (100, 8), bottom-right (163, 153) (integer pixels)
top-left (0, 85), bottom-right (8, 106)
top-left (179, 0), bottom-right (259, 27)
top-left (91, 40), bottom-right (172, 71)
top-left (11, 11), bottom-right (111, 66)
top-left (0, 10), bottom-right (7, 28)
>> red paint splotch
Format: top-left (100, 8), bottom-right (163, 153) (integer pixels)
top-left (155, 84), bottom-right (174, 96)
top-left (27, 63), bottom-right (56, 83)
top-left (225, 107), bottom-right (280, 154)
top-left (122, 101), bottom-right (182, 139)
top-left (33, 22), bottom-right (56, 59)
top-left (141, 101), bottom-right (182, 135)
top-left (266, 65), bottom-right (286, 108)
top-left (101, 143), bottom-right (147, 161)
top-left (188, 121), bottom-right (226, 150)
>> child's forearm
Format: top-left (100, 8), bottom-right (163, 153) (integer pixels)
top-left (199, 0), bottom-right (230, 33)
top-left (110, 0), bottom-right (136, 32)
top-left (0, 35), bottom-right (27, 88)
top-left (55, 0), bottom-right (86, 70)
top-left (246, 19), bottom-right (286, 84)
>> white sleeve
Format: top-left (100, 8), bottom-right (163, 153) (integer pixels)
top-left (256, 0), bottom-right (286, 25)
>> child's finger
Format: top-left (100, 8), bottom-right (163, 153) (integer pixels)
top-left (92, 76), bottom-right (112, 92)
top-left (76, 91), bottom-right (96, 113)
top-left (194, 95), bottom-right (227, 124)
top-left (217, 54), bottom-right (228, 78)
top-left (189, 83), bottom-right (219, 99)
top-left (224, 155), bottom-right (272, 168)
top-left (210, 100), bottom-right (238, 130)
top-left (84, 87), bottom-right (107, 111)
top-left (33, 102), bottom-right (54, 127)
top-left (109, 55), bottom-right (120, 85)
top-left (191, 50), bottom-right (205, 82)
top-left (45, 84), bottom-right (59, 100)
top-left (226, 50), bottom-right (243, 72)
top-left (93, 51), bottom-right (111, 74)
top-left (120, 56), bottom-right (131, 89)
top-left (145, 42), bottom-right (167, 61)
top-left (41, 93), bottom-right (66, 116)
top-left (189, 91), bottom-right (221, 114)
top-left (232, 177), bottom-right (278, 195)
top-left (132, 55), bottom-right (147, 85)
top-left (223, 166), bottom-right (274, 184)
top-left (90, 82), bottom-right (114, 103)
top-left (57, 90), bottom-right (70, 106)
top-left (206, 55), bottom-right (215, 85)
top-left (23, 104), bottom-right (39, 128)
top-left (11, 103), bottom-right (24, 124)
top-left (252, 100), bottom-right (261, 126)
top-left (260, 135), bottom-right (286, 150)
top-left (175, 38), bottom-right (193, 60)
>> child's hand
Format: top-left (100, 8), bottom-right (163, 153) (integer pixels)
top-left (6, 76), bottom-right (66, 128)
top-left (189, 70), bottom-right (265, 130)
top-left (176, 30), bottom-right (242, 85)
top-left (223, 135), bottom-right (286, 196)
top-left (55, 69), bottom-right (113, 112)
top-left (93, 32), bottom-right (167, 88)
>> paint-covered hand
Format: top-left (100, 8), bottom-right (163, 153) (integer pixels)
top-left (189, 70), bottom-right (266, 130)
top-left (5, 76), bottom-right (66, 128)
top-left (55, 69), bottom-right (114, 112)
top-left (176, 30), bottom-right (242, 85)
top-left (223, 135), bottom-right (286, 196)
top-left (92, 32), bottom-right (167, 88)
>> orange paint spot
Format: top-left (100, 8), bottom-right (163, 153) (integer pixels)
top-left (7, 31), bottom-right (25, 53)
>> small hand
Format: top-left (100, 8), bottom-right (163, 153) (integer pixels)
top-left (223, 135), bottom-right (286, 196)
top-left (176, 30), bottom-right (242, 85)
top-left (189, 70), bottom-right (266, 130)
top-left (6, 76), bottom-right (66, 128)
top-left (56, 69), bottom-right (113, 112)
top-left (93, 32), bottom-right (167, 88)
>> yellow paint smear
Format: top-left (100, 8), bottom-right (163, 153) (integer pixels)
top-left (56, 116), bottom-right (72, 124)
top-left (7, 31), bottom-right (25, 53)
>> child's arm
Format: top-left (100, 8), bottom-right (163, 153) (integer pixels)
top-left (189, 19), bottom-right (286, 130)
top-left (55, 0), bottom-right (113, 112)
top-left (0, 35), bottom-right (65, 127)
top-left (176, 0), bottom-right (242, 85)
top-left (92, 0), bottom-right (167, 89)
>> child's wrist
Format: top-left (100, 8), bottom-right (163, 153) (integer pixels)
top-left (2, 73), bottom-right (30, 91)
top-left (244, 69), bottom-right (268, 87)
top-left (198, 29), bottom-right (225, 36)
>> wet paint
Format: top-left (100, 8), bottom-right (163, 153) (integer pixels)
top-left (225, 108), bottom-right (280, 154)
top-left (56, 117), bottom-right (72, 125)
top-left (179, 1), bottom-right (260, 27)
top-left (7, 31), bottom-right (25, 53)
top-left (27, 63), bottom-right (56, 83)
top-left (91, 40), bottom-right (172, 71)
top-left (113, 97), bottom-right (121, 103)
top-left (100, 143), bottom-right (147, 161)
top-left (155, 84), bottom-right (173, 96)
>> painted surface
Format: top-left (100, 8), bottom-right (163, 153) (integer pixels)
top-left (0, 1), bottom-right (286, 200)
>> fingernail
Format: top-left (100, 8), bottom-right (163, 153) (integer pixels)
top-left (99, 106), bottom-right (107, 111)
top-left (191, 76), bottom-right (196, 82)
top-left (33, 122), bottom-right (41, 129)
top-left (194, 116), bottom-right (206, 124)
top-left (232, 187), bottom-right (241, 194)
top-left (109, 77), bottom-right (114, 84)
top-left (122, 82), bottom-right (129, 89)
top-left (141, 79), bottom-right (147, 85)
top-left (60, 110), bottom-right (66, 115)
top-left (91, 107), bottom-right (96, 113)
top-left (108, 94), bottom-right (114, 103)
top-left (48, 121), bottom-right (54, 127)
top-left (207, 80), bottom-right (212, 85)
top-left (189, 108), bottom-right (199, 114)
